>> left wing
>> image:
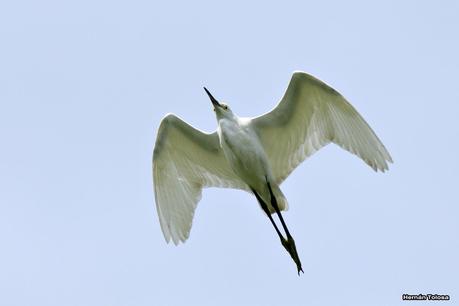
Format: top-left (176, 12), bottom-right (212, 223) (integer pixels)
top-left (153, 114), bottom-right (249, 245)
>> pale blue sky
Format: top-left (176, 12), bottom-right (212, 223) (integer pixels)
top-left (0, 1), bottom-right (458, 305)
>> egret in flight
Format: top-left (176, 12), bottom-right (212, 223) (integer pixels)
top-left (152, 71), bottom-right (392, 274)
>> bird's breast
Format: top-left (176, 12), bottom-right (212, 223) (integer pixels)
top-left (218, 119), bottom-right (271, 188)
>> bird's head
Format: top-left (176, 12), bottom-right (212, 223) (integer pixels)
top-left (204, 87), bottom-right (235, 121)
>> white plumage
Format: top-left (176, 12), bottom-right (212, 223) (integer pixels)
top-left (152, 71), bottom-right (392, 248)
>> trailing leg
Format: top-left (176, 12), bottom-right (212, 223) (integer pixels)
top-left (251, 188), bottom-right (285, 244)
top-left (266, 178), bottom-right (304, 275)
top-left (252, 185), bottom-right (304, 275)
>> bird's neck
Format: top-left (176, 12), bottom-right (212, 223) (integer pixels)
top-left (217, 115), bottom-right (241, 133)
top-left (217, 113), bottom-right (239, 124)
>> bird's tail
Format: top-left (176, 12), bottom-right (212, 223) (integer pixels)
top-left (263, 184), bottom-right (288, 214)
top-left (274, 184), bottom-right (289, 212)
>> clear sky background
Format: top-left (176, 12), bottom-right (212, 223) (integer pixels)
top-left (1, 1), bottom-right (458, 305)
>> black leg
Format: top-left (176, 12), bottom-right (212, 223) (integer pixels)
top-left (251, 188), bottom-right (286, 244)
top-left (252, 185), bottom-right (304, 275)
top-left (266, 180), bottom-right (293, 239)
top-left (265, 178), bottom-right (304, 275)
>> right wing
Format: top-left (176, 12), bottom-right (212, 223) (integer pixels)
top-left (252, 71), bottom-right (392, 185)
top-left (153, 114), bottom-right (248, 245)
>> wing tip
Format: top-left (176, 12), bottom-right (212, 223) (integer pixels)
top-left (373, 156), bottom-right (394, 173)
top-left (163, 229), bottom-right (188, 246)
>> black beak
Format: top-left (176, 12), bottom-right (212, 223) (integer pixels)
top-left (203, 87), bottom-right (221, 108)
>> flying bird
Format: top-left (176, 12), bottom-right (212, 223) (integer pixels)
top-left (152, 71), bottom-right (392, 274)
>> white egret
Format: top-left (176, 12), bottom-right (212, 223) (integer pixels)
top-left (152, 71), bottom-right (392, 274)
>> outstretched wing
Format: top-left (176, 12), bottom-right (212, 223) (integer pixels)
top-left (252, 71), bottom-right (392, 184)
top-left (153, 114), bottom-right (248, 244)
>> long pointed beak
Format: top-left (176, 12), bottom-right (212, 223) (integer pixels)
top-left (203, 87), bottom-right (221, 108)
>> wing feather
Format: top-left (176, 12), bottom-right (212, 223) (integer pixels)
top-left (153, 114), bottom-right (248, 244)
top-left (252, 72), bottom-right (392, 184)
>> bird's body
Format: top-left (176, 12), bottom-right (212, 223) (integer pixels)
top-left (152, 71), bottom-right (392, 274)
top-left (217, 116), bottom-right (287, 213)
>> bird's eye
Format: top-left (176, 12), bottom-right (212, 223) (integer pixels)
top-left (223, 105), bottom-right (228, 110)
